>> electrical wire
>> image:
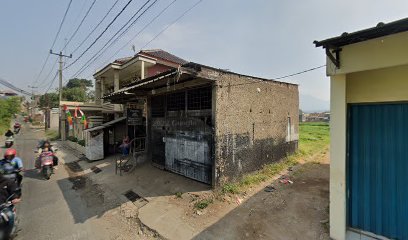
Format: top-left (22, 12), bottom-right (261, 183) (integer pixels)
top-left (32, 0), bottom-right (73, 86)
top-left (44, 71), bottom-right (59, 94)
top-left (36, 58), bottom-right (59, 88)
top-left (141, 0), bottom-right (203, 50)
top-left (71, 0), bottom-right (159, 78)
top-left (62, 0), bottom-right (98, 51)
top-left (64, 0), bottom-right (135, 70)
top-left (274, 65), bottom-right (326, 80)
top-left (97, 0), bottom-right (177, 70)
top-left (71, 0), bottom-right (120, 54)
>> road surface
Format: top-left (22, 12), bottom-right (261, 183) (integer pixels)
top-left (12, 124), bottom-right (136, 240)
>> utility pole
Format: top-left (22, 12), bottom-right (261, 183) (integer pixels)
top-left (50, 50), bottom-right (72, 141)
top-left (27, 85), bottom-right (38, 117)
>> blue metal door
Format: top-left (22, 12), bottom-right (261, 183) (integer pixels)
top-left (349, 103), bottom-right (408, 239)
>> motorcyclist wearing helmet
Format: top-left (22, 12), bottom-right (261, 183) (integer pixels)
top-left (0, 149), bottom-right (23, 187)
top-left (0, 169), bottom-right (21, 240)
top-left (36, 140), bottom-right (58, 169)
top-left (4, 130), bottom-right (13, 138)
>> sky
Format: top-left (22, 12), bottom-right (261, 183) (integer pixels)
top-left (0, 0), bottom-right (408, 111)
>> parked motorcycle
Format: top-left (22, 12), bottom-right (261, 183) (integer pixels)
top-left (0, 193), bottom-right (18, 240)
top-left (4, 137), bottom-right (13, 148)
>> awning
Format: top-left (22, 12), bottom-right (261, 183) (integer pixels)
top-left (85, 116), bottom-right (126, 132)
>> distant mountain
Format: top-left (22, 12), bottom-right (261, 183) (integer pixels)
top-left (300, 94), bottom-right (330, 113)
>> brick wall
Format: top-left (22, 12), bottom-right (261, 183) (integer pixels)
top-left (212, 70), bottom-right (299, 186)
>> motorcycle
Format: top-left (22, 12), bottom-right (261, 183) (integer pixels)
top-left (0, 193), bottom-right (19, 240)
top-left (13, 125), bottom-right (20, 134)
top-left (4, 137), bottom-right (13, 148)
top-left (38, 152), bottom-right (54, 180)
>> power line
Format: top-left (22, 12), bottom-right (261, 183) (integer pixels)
top-left (274, 65), bottom-right (326, 80)
top-left (0, 78), bottom-right (32, 96)
top-left (64, 0), bottom-right (135, 70)
top-left (44, 71), bottom-right (59, 94)
top-left (226, 64), bottom-right (327, 88)
top-left (50, 0), bottom-right (74, 50)
top-left (96, 0), bottom-right (177, 70)
top-left (141, 0), bottom-right (203, 50)
top-left (72, 0), bottom-right (159, 78)
top-left (36, 58), bottom-right (59, 88)
top-left (32, 0), bottom-right (73, 86)
top-left (71, 0), bottom-right (120, 54)
top-left (62, 0), bottom-right (98, 51)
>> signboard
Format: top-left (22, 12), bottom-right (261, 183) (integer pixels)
top-left (127, 103), bottom-right (143, 125)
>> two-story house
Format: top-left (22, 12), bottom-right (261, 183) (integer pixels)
top-left (92, 49), bottom-right (187, 154)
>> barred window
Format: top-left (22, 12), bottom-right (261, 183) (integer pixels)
top-left (187, 86), bottom-right (212, 110)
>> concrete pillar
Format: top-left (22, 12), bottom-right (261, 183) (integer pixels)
top-left (146, 97), bottom-right (151, 162)
top-left (211, 83), bottom-right (217, 188)
top-left (61, 112), bottom-right (66, 141)
top-left (95, 79), bottom-right (101, 105)
top-left (114, 70), bottom-right (120, 92)
top-left (330, 74), bottom-right (347, 240)
top-left (141, 61), bottom-right (145, 80)
top-left (113, 70), bottom-right (121, 115)
top-left (100, 77), bottom-right (105, 104)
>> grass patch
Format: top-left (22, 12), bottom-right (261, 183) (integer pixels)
top-left (194, 199), bottom-right (213, 209)
top-left (298, 122), bottom-right (330, 156)
top-left (45, 130), bottom-right (59, 141)
top-left (175, 192), bottom-right (183, 198)
top-left (220, 122), bottom-right (329, 194)
top-left (222, 183), bottom-right (240, 194)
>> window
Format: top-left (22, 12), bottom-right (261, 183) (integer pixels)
top-left (167, 92), bottom-right (185, 111)
top-left (187, 86), bottom-right (212, 110)
top-left (151, 95), bottom-right (165, 117)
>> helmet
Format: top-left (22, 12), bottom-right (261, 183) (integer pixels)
top-left (4, 148), bottom-right (16, 157)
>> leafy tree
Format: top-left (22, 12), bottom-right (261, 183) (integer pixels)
top-left (39, 93), bottom-right (59, 108)
top-left (0, 97), bottom-right (21, 134)
top-left (66, 78), bottom-right (93, 89)
top-left (62, 87), bottom-right (87, 102)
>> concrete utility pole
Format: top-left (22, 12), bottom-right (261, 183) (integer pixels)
top-left (27, 85), bottom-right (38, 116)
top-left (50, 50), bottom-right (72, 141)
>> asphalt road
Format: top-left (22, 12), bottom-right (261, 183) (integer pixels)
top-left (11, 124), bottom-right (128, 240)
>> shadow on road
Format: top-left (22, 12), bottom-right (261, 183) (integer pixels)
top-left (23, 169), bottom-right (45, 181)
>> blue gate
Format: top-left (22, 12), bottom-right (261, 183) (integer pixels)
top-left (349, 103), bottom-right (408, 239)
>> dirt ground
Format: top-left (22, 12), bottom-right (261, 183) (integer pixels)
top-left (168, 152), bottom-right (330, 240)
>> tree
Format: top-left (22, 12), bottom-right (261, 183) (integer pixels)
top-left (66, 78), bottom-right (93, 89)
top-left (62, 87), bottom-right (87, 102)
top-left (39, 93), bottom-right (59, 108)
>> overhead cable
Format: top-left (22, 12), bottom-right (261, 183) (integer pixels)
top-left (274, 65), bottom-right (326, 80)
top-left (44, 71), bottom-right (59, 94)
top-left (32, 0), bottom-right (73, 86)
top-left (71, 0), bottom-right (120, 54)
top-left (72, 0), bottom-right (159, 78)
top-left (64, 0), bottom-right (135, 70)
top-left (97, 0), bottom-right (177, 70)
top-left (141, 0), bottom-right (203, 49)
top-left (62, 0), bottom-right (98, 51)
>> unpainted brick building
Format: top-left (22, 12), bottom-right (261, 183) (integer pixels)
top-left (104, 62), bottom-right (299, 187)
